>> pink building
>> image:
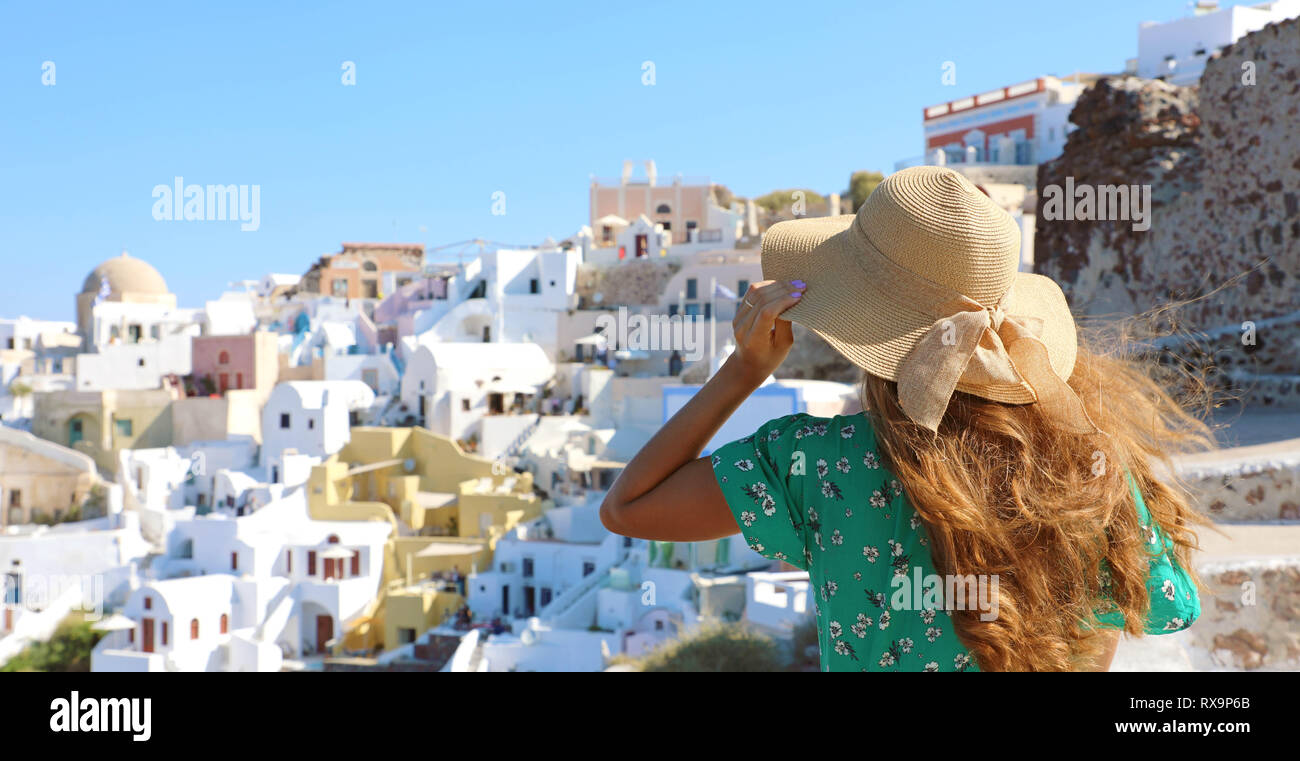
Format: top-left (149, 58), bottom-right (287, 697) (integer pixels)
top-left (590, 160), bottom-right (713, 247)
top-left (190, 332), bottom-right (279, 396)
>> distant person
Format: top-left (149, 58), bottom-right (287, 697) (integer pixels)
top-left (599, 167), bottom-right (1209, 672)
top-left (668, 350), bottom-right (683, 376)
top-left (451, 565), bottom-right (465, 597)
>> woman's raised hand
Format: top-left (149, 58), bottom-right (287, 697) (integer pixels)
top-left (727, 279), bottom-right (805, 386)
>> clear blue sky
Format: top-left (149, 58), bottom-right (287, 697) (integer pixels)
top-left (1, 0), bottom-right (1214, 321)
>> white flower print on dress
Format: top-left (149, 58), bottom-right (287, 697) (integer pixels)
top-left (1164, 617), bottom-right (1186, 631)
top-left (815, 459), bottom-right (829, 478)
top-left (831, 529), bottom-right (844, 546)
top-left (761, 494), bottom-right (776, 517)
top-left (920, 609), bottom-right (936, 625)
top-left (840, 424), bottom-right (856, 439)
top-left (1162, 579), bottom-right (1177, 601)
top-left (821, 480), bottom-right (843, 500)
top-left (863, 451), bottom-right (879, 469)
top-left (900, 637), bottom-right (914, 653)
top-left (870, 490), bottom-right (888, 509)
top-left (954, 653), bottom-right (972, 671)
top-left (836, 457), bottom-right (851, 474)
top-left (926, 626), bottom-right (942, 643)
top-left (878, 611), bottom-right (891, 630)
top-left (924, 662), bottom-right (939, 672)
top-left (734, 459), bottom-right (755, 472)
top-left (863, 546), bottom-right (880, 563)
top-left (828, 621), bottom-right (843, 638)
top-left (878, 651), bottom-right (896, 668)
top-left (739, 510), bottom-right (757, 527)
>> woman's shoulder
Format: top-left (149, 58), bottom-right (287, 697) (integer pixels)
top-left (753, 411), bottom-right (876, 447)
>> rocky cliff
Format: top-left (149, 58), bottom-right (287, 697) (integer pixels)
top-left (1035, 17), bottom-right (1300, 408)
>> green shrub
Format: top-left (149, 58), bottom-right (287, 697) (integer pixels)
top-left (1, 612), bottom-right (104, 672)
top-left (613, 621), bottom-right (786, 672)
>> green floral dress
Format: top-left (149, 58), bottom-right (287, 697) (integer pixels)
top-left (710, 412), bottom-right (1200, 672)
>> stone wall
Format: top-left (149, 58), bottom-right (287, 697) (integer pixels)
top-left (1035, 17), bottom-right (1300, 406)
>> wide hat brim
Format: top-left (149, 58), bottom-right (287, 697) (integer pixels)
top-left (760, 214), bottom-right (1079, 405)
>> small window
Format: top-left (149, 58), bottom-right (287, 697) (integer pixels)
top-left (308, 418), bottom-right (315, 430)
top-left (737, 279), bottom-right (749, 295)
top-left (280, 413), bottom-right (290, 429)
top-left (350, 551), bottom-right (360, 577)
top-left (8, 490), bottom-right (19, 508)
top-left (190, 619), bottom-right (199, 639)
top-left (461, 398), bottom-right (471, 411)
top-left (115, 419), bottom-right (133, 437)
top-left (685, 278), bottom-right (698, 300)
top-left (220, 614), bottom-right (228, 634)
top-left (529, 278), bottom-right (539, 294)
top-left (655, 203), bottom-right (671, 214)
top-left (583, 561), bottom-right (596, 577)
top-left (331, 279), bottom-right (349, 297)
top-left (308, 551), bottom-right (317, 575)
top-left (162, 622), bottom-right (168, 645)
top-left (327, 534), bottom-right (339, 544)
top-left (522, 558), bottom-right (534, 578)
top-left (144, 596), bottom-right (151, 610)
top-left (218, 351), bottom-right (230, 364)
top-left (137, 358), bottom-right (145, 367)
top-left (230, 552), bottom-right (238, 571)
top-left (286, 550), bottom-right (292, 574)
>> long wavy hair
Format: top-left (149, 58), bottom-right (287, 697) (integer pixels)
top-left (860, 332), bottom-right (1216, 671)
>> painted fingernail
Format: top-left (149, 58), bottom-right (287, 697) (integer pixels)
top-left (792, 280), bottom-right (806, 288)
top-left (791, 291), bottom-right (802, 299)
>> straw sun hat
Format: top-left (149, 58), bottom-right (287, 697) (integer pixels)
top-left (761, 165), bottom-right (1099, 434)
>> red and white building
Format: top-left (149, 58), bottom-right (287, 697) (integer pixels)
top-left (898, 76), bottom-right (1088, 170)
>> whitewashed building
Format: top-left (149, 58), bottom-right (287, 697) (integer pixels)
top-left (260, 381), bottom-right (376, 472)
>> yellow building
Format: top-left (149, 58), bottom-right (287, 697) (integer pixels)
top-left (31, 387), bottom-right (178, 475)
top-left (0, 426), bottom-right (103, 526)
top-left (306, 426), bottom-right (549, 653)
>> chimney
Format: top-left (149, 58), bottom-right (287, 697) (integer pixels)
top-left (828, 193), bottom-right (841, 217)
top-left (645, 160), bottom-right (657, 187)
top-left (621, 160), bottom-right (633, 185)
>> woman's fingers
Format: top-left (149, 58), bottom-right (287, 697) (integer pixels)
top-left (736, 280), bottom-right (804, 347)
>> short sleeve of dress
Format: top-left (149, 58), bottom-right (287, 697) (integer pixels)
top-left (1093, 472), bottom-right (1201, 634)
top-left (710, 414), bottom-right (810, 570)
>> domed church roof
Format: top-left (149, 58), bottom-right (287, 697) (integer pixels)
top-left (80, 251), bottom-right (169, 297)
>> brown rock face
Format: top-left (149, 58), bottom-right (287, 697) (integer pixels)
top-left (1035, 18), bottom-right (1300, 404)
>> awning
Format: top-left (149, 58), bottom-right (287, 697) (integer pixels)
top-left (415, 543), bottom-right (485, 558)
top-left (319, 547), bottom-right (355, 560)
top-left (92, 613), bottom-right (138, 632)
top-left (574, 333), bottom-right (608, 346)
top-left (594, 214), bottom-right (629, 227)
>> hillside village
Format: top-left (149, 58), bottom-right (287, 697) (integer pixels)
top-left (3, 0), bottom-right (1299, 672)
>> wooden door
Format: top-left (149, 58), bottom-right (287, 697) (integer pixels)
top-left (141, 618), bottom-right (154, 653)
top-left (315, 615), bottom-right (333, 653)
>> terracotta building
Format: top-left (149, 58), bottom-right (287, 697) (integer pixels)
top-left (299, 243), bottom-right (425, 300)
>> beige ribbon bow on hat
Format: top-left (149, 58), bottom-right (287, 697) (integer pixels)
top-left (895, 294), bottom-right (1102, 435)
